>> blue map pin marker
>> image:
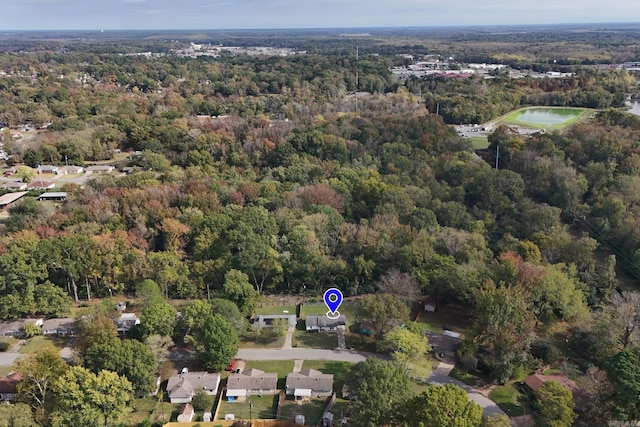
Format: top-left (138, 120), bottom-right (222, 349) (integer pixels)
top-left (323, 288), bottom-right (343, 320)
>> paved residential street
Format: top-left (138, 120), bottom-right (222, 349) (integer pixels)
top-left (235, 348), bottom-right (507, 419)
top-left (236, 348), bottom-right (376, 363)
top-left (0, 352), bottom-right (24, 366)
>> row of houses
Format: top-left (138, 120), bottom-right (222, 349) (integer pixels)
top-left (166, 368), bottom-right (334, 404)
top-left (0, 312), bottom-right (140, 338)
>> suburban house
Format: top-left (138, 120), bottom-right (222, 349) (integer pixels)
top-left (176, 403), bottom-right (195, 422)
top-left (36, 165), bottom-right (60, 174)
top-left (0, 373), bottom-right (21, 401)
top-left (253, 314), bottom-right (297, 328)
top-left (0, 318), bottom-right (43, 338)
top-left (41, 318), bottom-right (77, 336)
top-left (27, 180), bottom-right (55, 190)
top-left (115, 313), bottom-right (140, 334)
top-left (523, 374), bottom-right (579, 394)
top-left (305, 315), bottom-right (345, 332)
top-left (226, 368), bottom-right (278, 400)
top-left (1, 181), bottom-right (28, 190)
top-left (86, 165), bottom-right (115, 174)
top-left (285, 369), bottom-right (334, 399)
top-left (166, 370), bottom-right (221, 404)
top-left (61, 165), bottom-right (84, 174)
top-left (426, 330), bottom-right (461, 359)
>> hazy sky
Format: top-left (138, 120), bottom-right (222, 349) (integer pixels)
top-left (1, 0), bottom-right (638, 30)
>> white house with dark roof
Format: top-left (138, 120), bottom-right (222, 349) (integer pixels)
top-left (285, 369), bottom-right (334, 399)
top-left (305, 315), bottom-right (345, 332)
top-left (115, 313), bottom-right (140, 334)
top-left (41, 318), bottom-right (77, 336)
top-left (166, 370), bottom-right (221, 404)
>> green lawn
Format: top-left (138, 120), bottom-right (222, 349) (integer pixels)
top-left (0, 365), bottom-right (15, 376)
top-left (217, 394), bottom-right (278, 420)
top-left (469, 136), bottom-right (489, 149)
top-left (239, 334), bottom-right (285, 349)
top-left (293, 329), bottom-right (339, 349)
top-left (121, 397), bottom-right (158, 426)
top-left (243, 360), bottom-right (295, 380)
top-left (489, 382), bottom-right (531, 417)
top-left (0, 337), bottom-right (19, 351)
top-left (413, 305), bottom-right (473, 335)
top-left (448, 365), bottom-right (488, 388)
top-left (279, 397), bottom-right (328, 425)
top-left (255, 305), bottom-right (298, 316)
top-left (18, 336), bottom-right (70, 354)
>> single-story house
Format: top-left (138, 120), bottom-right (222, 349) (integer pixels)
top-left (305, 315), bottom-right (345, 332)
top-left (27, 180), bottom-right (55, 190)
top-left (36, 192), bottom-right (67, 202)
top-left (166, 370), bottom-right (221, 404)
top-left (1, 181), bottom-right (28, 191)
top-left (285, 369), bottom-right (334, 399)
top-left (86, 165), bottom-right (115, 174)
top-left (426, 330), bottom-right (461, 359)
top-left (41, 318), bottom-right (77, 336)
top-left (226, 368), bottom-right (278, 399)
top-left (61, 165), bottom-right (84, 174)
top-left (0, 373), bottom-right (21, 401)
top-left (523, 374), bottom-right (579, 394)
top-left (176, 403), bottom-right (195, 422)
top-left (0, 318), bottom-right (43, 338)
top-left (36, 165), bottom-right (60, 174)
top-left (0, 191), bottom-right (28, 210)
top-left (115, 313), bottom-right (140, 334)
top-left (254, 314), bottom-right (297, 328)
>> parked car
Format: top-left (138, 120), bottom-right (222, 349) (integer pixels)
top-left (226, 359), bottom-right (236, 371)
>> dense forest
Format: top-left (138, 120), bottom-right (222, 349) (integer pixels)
top-left (1, 26), bottom-right (640, 426)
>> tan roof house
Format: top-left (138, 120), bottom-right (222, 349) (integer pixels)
top-left (166, 370), bottom-right (221, 404)
top-left (226, 368), bottom-right (278, 399)
top-left (286, 369), bottom-right (334, 398)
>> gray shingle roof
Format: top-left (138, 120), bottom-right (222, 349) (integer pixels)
top-left (227, 369), bottom-right (277, 391)
top-left (285, 369), bottom-right (334, 393)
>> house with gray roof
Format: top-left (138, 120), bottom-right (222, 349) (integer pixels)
top-left (166, 370), bottom-right (221, 404)
top-left (285, 369), bottom-right (334, 398)
top-left (305, 315), bottom-right (345, 332)
top-left (226, 368), bottom-right (277, 399)
top-left (254, 314), bottom-right (297, 328)
top-left (42, 318), bottom-right (77, 336)
top-left (426, 330), bottom-right (461, 359)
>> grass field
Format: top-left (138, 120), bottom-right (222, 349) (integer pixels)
top-left (489, 383), bottom-right (531, 417)
top-left (500, 107), bottom-right (588, 130)
top-left (279, 397), bottom-right (328, 425)
top-left (255, 305), bottom-right (298, 316)
top-left (217, 394), bottom-right (279, 420)
top-left (243, 360), bottom-right (295, 380)
top-left (18, 336), bottom-right (70, 354)
top-left (469, 136), bottom-right (489, 149)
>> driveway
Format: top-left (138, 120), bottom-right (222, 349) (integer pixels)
top-left (428, 373), bottom-right (506, 418)
top-left (0, 352), bottom-right (24, 366)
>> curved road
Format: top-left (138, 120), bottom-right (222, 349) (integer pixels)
top-left (236, 348), bottom-right (507, 419)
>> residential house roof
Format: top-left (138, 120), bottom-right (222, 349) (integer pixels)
top-left (167, 371), bottom-right (221, 400)
top-left (27, 180), bottom-right (55, 189)
top-left (305, 315), bottom-right (346, 329)
top-left (116, 313), bottom-right (140, 332)
top-left (524, 374), bottom-right (579, 393)
top-left (42, 318), bottom-right (77, 332)
top-left (254, 314), bottom-right (297, 328)
top-left (425, 330), bottom-right (461, 354)
top-left (1, 181), bottom-right (27, 190)
top-left (0, 373), bottom-right (21, 394)
top-left (286, 369), bottom-right (334, 393)
top-left (227, 369), bottom-right (277, 392)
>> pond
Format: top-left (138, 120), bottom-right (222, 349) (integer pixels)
top-left (510, 108), bottom-right (584, 126)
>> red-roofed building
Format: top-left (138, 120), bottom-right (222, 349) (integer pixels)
top-left (523, 374), bottom-right (579, 394)
top-left (0, 373), bottom-right (21, 401)
top-left (28, 180), bottom-right (55, 190)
